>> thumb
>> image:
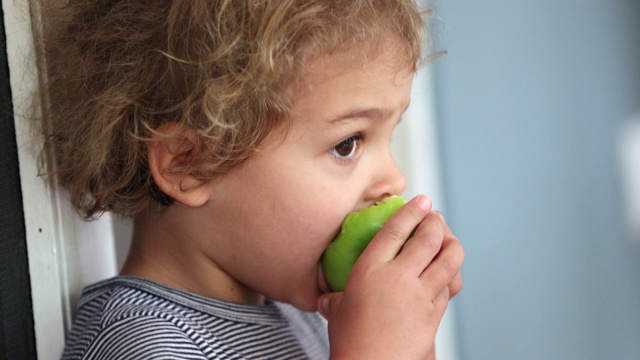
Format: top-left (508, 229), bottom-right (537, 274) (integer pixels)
top-left (317, 292), bottom-right (343, 320)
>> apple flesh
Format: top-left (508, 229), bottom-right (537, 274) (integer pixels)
top-left (321, 196), bottom-right (406, 291)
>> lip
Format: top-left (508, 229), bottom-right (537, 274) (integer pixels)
top-left (317, 265), bottom-right (332, 294)
top-left (353, 195), bottom-right (395, 213)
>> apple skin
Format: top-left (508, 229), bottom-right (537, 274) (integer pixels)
top-left (321, 196), bottom-right (406, 292)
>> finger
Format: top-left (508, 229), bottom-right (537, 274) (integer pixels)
top-left (448, 271), bottom-right (464, 299)
top-left (317, 292), bottom-right (343, 321)
top-left (393, 211), bottom-right (445, 275)
top-left (432, 210), bottom-right (450, 232)
top-left (359, 195), bottom-right (432, 264)
top-left (435, 285), bottom-right (450, 308)
top-left (420, 236), bottom-right (465, 299)
top-left (432, 286), bottom-right (450, 321)
top-left (436, 221), bottom-right (464, 298)
top-left (419, 211), bottom-right (464, 299)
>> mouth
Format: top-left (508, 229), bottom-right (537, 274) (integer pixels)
top-left (317, 265), bottom-right (332, 294)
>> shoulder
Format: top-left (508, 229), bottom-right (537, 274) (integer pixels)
top-left (62, 277), bottom-right (212, 360)
top-left (71, 315), bottom-right (208, 360)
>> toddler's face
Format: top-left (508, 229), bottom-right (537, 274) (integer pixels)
top-left (198, 48), bottom-right (414, 311)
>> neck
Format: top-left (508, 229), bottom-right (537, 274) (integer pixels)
top-left (120, 206), bottom-right (265, 305)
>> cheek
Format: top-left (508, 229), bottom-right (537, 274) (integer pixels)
top-left (212, 151), bottom-right (357, 268)
top-left (218, 194), bottom-right (343, 264)
top-left (267, 200), bottom-right (345, 254)
top-left (220, 204), bottom-right (340, 304)
top-left (248, 198), bottom-right (349, 284)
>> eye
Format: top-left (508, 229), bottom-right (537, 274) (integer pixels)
top-left (331, 135), bottom-right (362, 161)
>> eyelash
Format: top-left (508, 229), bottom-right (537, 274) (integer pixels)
top-left (330, 134), bottom-right (363, 163)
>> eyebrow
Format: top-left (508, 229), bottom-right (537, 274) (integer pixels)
top-left (325, 108), bottom-right (388, 125)
top-left (325, 101), bottom-right (411, 125)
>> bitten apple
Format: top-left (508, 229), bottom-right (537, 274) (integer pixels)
top-left (321, 196), bottom-right (406, 291)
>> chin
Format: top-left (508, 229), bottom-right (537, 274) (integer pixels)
top-left (281, 288), bottom-right (321, 313)
top-left (291, 298), bottom-right (319, 313)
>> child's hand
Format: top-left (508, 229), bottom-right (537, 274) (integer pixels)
top-left (317, 196), bottom-right (464, 360)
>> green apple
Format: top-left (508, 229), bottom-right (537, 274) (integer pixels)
top-left (321, 195), bottom-right (406, 291)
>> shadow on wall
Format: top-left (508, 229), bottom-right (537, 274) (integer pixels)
top-left (113, 218), bottom-right (133, 271)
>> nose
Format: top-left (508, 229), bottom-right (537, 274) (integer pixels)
top-left (364, 153), bottom-right (407, 203)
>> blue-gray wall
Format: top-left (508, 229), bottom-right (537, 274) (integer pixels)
top-left (433, 1), bottom-right (640, 359)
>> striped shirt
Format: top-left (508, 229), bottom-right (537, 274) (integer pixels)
top-left (61, 276), bottom-right (329, 360)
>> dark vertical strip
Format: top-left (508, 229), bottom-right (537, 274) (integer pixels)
top-left (0, 1), bottom-right (38, 359)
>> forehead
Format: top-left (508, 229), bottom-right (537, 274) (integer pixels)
top-left (260, 43), bottom-right (414, 145)
top-left (287, 49), bottom-right (414, 129)
top-left (291, 42), bottom-right (414, 99)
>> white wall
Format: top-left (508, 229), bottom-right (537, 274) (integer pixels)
top-left (6, 1), bottom-right (119, 359)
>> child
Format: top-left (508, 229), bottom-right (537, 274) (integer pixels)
top-left (36, 1), bottom-right (464, 359)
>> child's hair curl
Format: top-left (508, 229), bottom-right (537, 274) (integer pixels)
top-left (35, 0), bottom-right (428, 219)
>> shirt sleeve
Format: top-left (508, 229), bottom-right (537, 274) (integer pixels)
top-left (80, 315), bottom-right (210, 360)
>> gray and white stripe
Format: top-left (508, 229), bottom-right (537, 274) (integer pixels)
top-left (61, 276), bottom-right (329, 360)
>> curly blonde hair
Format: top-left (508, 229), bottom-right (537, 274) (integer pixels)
top-left (35, 0), bottom-right (429, 219)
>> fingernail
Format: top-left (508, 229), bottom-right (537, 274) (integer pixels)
top-left (418, 196), bottom-right (432, 211)
top-left (434, 210), bottom-right (446, 222)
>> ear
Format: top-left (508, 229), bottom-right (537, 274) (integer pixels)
top-left (147, 124), bottom-right (210, 208)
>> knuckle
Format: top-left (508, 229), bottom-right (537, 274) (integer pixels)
top-left (443, 246), bottom-right (464, 276)
top-left (450, 274), bottom-right (464, 297)
top-left (442, 257), bottom-right (460, 278)
top-left (435, 290), bottom-right (450, 312)
top-left (451, 240), bottom-right (466, 265)
top-left (381, 226), bottom-right (407, 245)
top-left (420, 233), bottom-right (441, 255)
top-left (416, 224), bottom-right (445, 254)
